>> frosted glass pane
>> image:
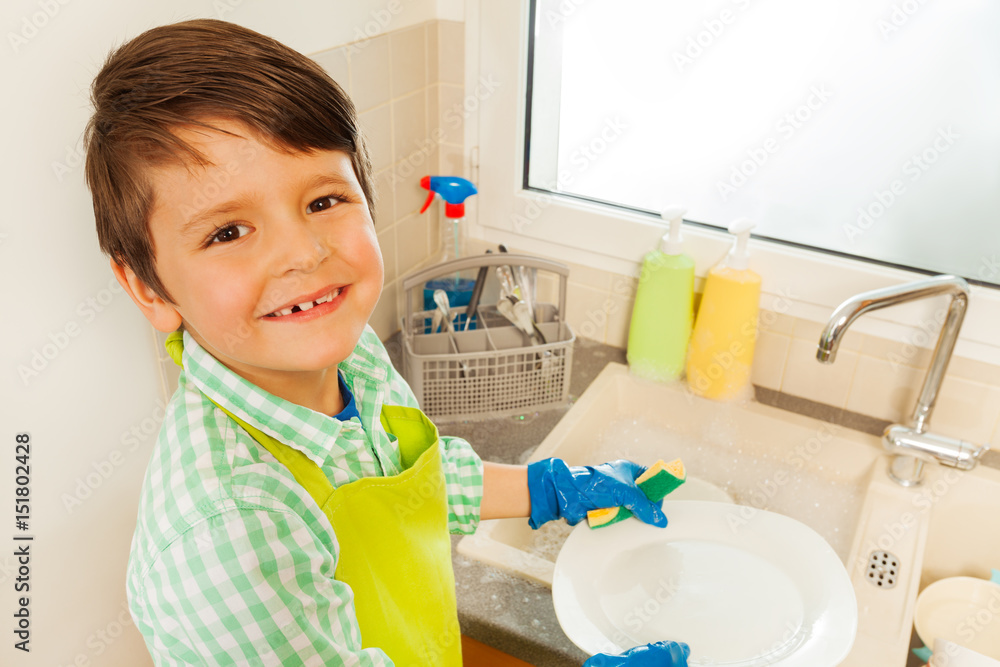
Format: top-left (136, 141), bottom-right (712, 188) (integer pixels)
top-left (529, 0), bottom-right (1000, 285)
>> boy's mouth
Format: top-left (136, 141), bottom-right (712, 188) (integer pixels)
top-left (264, 286), bottom-right (345, 318)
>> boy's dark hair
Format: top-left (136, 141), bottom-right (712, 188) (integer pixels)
top-left (83, 18), bottom-right (375, 303)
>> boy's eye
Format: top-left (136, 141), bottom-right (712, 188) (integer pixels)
top-left (307, 194), bottom-right (346, 214)
top-left (209, 224), bottom-right (251, 245)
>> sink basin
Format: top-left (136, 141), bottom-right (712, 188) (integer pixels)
top-left (459, 363), bottom-right (883, 587)
top-left (458, 362), bottom-right (1000, 665)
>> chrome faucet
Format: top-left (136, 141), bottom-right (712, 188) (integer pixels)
top-left (817, 274), bottom-right (989, 486)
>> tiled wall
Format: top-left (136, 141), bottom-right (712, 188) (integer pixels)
top-left (311, 19), bottom-right (466, 341)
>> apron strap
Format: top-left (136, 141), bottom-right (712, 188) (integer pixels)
top-left (165, 329), bottom-right (335, 509)
top-left (216, 400), bottom-right (337, 510)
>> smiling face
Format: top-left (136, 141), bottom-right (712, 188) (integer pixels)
top-left (119, 118), bottom-right (383, 399)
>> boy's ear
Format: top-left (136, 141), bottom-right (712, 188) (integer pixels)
top-left (111, 259), bottom-right (183, 333)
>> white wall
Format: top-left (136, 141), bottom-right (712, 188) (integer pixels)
top-left (0, 1), bottom-right (443, 664)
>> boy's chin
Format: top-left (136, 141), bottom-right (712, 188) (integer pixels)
top-left (276, 332), bottom-right (366, 370)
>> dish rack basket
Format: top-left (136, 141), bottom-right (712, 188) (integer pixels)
top-left (401, 254), bottom-right (574, 421)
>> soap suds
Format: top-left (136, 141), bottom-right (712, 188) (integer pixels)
top-left (523, 415), bottom-right (865, 563)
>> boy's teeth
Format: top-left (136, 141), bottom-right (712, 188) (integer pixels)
top-left (269, 287), bottom-right (342, 317)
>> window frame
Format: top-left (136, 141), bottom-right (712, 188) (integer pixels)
top-left (463, 0), bottom-right (1000, 365)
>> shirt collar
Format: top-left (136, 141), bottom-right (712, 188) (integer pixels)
top-left (179, 330), bottom-right (382, 466)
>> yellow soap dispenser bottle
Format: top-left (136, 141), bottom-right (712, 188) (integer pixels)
top-left (686, 218), bottom-right (761, 400)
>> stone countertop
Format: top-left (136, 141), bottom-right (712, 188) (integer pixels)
top-left (384, 333), bottom-right (1000, 666)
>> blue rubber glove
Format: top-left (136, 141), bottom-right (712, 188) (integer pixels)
top-left (527, 458), bottom-right (668, 529)
top-left (583, 641), bottom-right (690, 666)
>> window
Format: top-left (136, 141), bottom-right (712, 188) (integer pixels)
top-left (470, 0), bottom-right (1000, 363)
top-left (524, 0), bottom-right (1000, 286)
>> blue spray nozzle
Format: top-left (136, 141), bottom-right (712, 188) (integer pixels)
top-left (420, 175), bottom-right (478, 218)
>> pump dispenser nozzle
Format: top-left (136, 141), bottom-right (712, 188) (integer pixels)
top-left (726, 218), bottom-right (756, 270)
top-left (420, 176), bottom-right (478, 218)
top-left (420, 175), bottom-right (478, 265)
top-left (659, 206), bottom-right (687, 256)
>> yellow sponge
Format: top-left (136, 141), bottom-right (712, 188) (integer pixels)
top-left (587, 459), bottom-right (686, 529)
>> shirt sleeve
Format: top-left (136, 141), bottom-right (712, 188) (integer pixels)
top-left (132, 508), bottom-right (393, 667)
top-left (376, 332), bottom-right (484, 535)
top-left (438, 434), bottom-right (484, 534)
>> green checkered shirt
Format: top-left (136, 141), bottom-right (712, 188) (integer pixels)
top-left (126, 326), bottom-right (484, 666)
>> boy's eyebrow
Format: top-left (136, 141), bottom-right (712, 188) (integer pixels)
top-left (180, 194), bottom-right (257, 239)
top-left (303, 172), bottom-right (356, 193)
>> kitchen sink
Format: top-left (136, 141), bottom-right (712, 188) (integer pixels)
top-left (458, 362), bottom-right (1000, 665)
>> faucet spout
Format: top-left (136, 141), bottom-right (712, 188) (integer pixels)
top-left (817, 275), bottom-right (969, 432)
top-left (816, 275), bottom-right (983, 486)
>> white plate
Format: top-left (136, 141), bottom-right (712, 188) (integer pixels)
top-left (552, 500), bottom-right (857, 666)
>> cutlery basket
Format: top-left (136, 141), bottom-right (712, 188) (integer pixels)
top-left (401, 254), bottom-right (574, 421)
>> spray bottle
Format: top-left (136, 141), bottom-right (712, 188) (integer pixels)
top-left (420, 176), bottom-right (478, 325)
top-left (420, 176), bottom-right (478, 264)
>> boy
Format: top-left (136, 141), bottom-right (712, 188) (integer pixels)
top-left (84, 18), bottom-right (687, 666)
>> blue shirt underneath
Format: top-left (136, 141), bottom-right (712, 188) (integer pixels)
top-left (333, 372), bottom-right (361, 424)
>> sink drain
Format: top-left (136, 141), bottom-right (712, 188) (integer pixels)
top-left (866, 551), bottom-right (900, 589)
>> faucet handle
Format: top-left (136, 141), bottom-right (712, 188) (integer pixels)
top-left (883, 424), bottom-right (988, 486)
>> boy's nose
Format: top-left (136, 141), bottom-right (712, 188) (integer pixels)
top-left (272, 218), bottom-right (331, 275)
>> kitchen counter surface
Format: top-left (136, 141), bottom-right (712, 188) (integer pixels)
top-left (384, 333), bottom-right (1000, 666)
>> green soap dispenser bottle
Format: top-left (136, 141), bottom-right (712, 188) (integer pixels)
top-left (627, 206), bottom-right (695, 382)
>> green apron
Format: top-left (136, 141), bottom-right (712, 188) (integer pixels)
top-left (165, 332), bottom-right (463, 665)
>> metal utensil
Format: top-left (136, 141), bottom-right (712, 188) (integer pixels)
top-left (433, 289), bottom-right (470, 377)
top-left (516, 265), bottom-right (533, 315)
top-left (463, 250), bottom-right (492, 331)
top-left (498, 297), bottom-right (542, 344)
top-left (432, 289), bottom-right (455, 331)
top-left (513, 298), bottom-right (546, 344)
top-left (496, 266), bottom-right (518, 301)
top-left (497, 297), bottom-right (547, 370)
